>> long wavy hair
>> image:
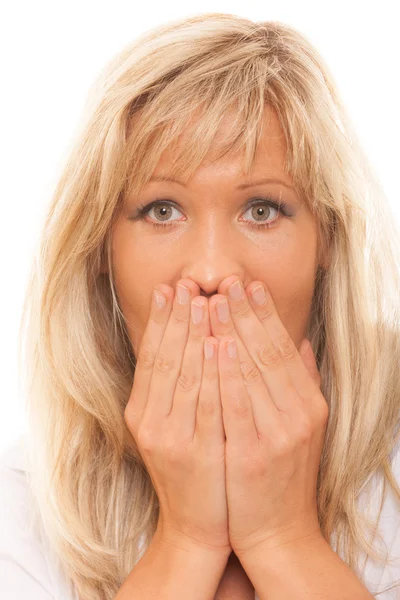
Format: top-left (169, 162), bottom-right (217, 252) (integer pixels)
top-left (18, 12), bottom-right (400, 599)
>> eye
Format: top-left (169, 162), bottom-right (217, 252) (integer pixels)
top-left (240, 199), bottom-right (285, 229)
top-left (135, 201), bottom-right (184, 227)
top-left (129, 196), bottom-right (293, 230)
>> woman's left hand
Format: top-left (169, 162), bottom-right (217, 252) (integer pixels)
top-left (208, 277), bottom-right (329, 559)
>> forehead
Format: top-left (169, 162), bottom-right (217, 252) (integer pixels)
top-left (154, 104), bottom-right (289, 182)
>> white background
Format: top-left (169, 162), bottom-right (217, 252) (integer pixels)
top-left (1, 1), bottom-right (399, 455)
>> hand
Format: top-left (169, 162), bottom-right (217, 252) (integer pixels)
top-left (124, 279), bottom-right (231, 556)
top-left (208, 277), bottom-right (329, 558)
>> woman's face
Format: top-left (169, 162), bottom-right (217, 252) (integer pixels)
top-left (111, 106), bottom-right (324, 359)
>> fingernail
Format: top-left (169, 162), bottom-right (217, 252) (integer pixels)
top-left (153, 289), bottom-right (166, 309)
top-left (216, 299), bottom-right (230, 323)
top-left (177, 284), bottom-right (190, 305)
top-left (191, 300), bottom-right (204, 324)
top-left (227, 339), bottom-right (237, 359)
top-left (228, 280), bottom-right (244, 301)
top-left (251, 285), bottom-right (266, 306)
top-left (204, 339), bottom-right (215, 360)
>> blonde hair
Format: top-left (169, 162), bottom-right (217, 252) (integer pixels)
top-left (18, 12), bottom-right (400, 599)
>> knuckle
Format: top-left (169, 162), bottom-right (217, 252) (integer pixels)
top-left (240, 359), bottom-right (261, 385)
top-left (233, 302), bottom-right (252, 320)
top-left (164, 434), bottom-right (186, 464)
top-left (259, 300), bottom-right (275, 322)
top-left (258, 342), bottom-right (281, 369)
top-left (197, 394), bottom-right (216, 417)
top-left (177, 370), bottom-right (198, 393)
top-left (151, 311), bottom-right (168, 325)
top-left (231, 397), bottom-right (250, 418)
top-left (154, 350), bottom-right (176, 376)
top-left (242, 453), bottom-right (266, 477)
top-left (189, 328), bottom-right (206, 344)
top-left (137, 424), bottom-right (157, 452)
top-left (272, 431), bottom-right (292, 454)
top-left (296, 415), bottom-right (313, 442)
top-left (276, 335), bottom-right (297, 361)
top-left (138, 345), bottom-right (156, 371)
top-left (171, 311), bottom-right (188, 325)
top-left (225, 369), bottom-right (240, 383)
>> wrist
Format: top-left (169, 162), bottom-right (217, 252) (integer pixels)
top-left (236, 529), bottom-right (326, 568)
top-left (153, 521), bottom-right (232, 561)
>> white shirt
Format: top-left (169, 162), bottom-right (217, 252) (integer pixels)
top-left (1, 434), bottom-right (400, 599)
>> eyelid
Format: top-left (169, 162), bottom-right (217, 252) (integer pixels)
top-left (128, 195), bottom-right (295, 231)
top-left (132, 196), bottom-right (292, 216)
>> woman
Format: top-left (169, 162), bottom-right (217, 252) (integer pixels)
top-left (1, 12), bottom-right (400, 600)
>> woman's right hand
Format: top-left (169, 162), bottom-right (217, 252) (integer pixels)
top-left (124, 279), bottom-right (231, 556)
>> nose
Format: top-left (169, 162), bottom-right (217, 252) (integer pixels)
top-left (199, 289), bottom-right (213, 299)
top-left (180, 228), bottom-right (245, 298)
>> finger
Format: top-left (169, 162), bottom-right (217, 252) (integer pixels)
top-left (246, 282), bottom-right (317, 398)
top-left (125, 284), bottom-right (173, 431)
top-left (195, 336), bottom-right (224, 445)
top-left (221, 279), bottom-right (297, 413)
top-left (209, 293), bottom-right (278, 434)
top-left (144, 281), bottom-right (195, 427)
top-left (218, 337), bottom-right (257, 448)
top-left (170, 296), bottom-right (210, 438)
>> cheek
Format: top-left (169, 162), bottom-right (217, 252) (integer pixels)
top-left (120, 297), bottom-right (150, 360)
top-left (256, 239), bottom-right (317, 343)
top-left (112, 223), bottom-right (171, 322)
top-left (270, 286), bottom-right (314, 352)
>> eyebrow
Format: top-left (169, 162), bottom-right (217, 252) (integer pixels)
top-left (149, 175), bottom-right (294, 190)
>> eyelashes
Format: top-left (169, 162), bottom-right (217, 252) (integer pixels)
top-left (129, 195), bottom-right (293, 230)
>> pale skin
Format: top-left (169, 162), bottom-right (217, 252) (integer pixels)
top-left (110, 105), bottom-right (329, 597)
